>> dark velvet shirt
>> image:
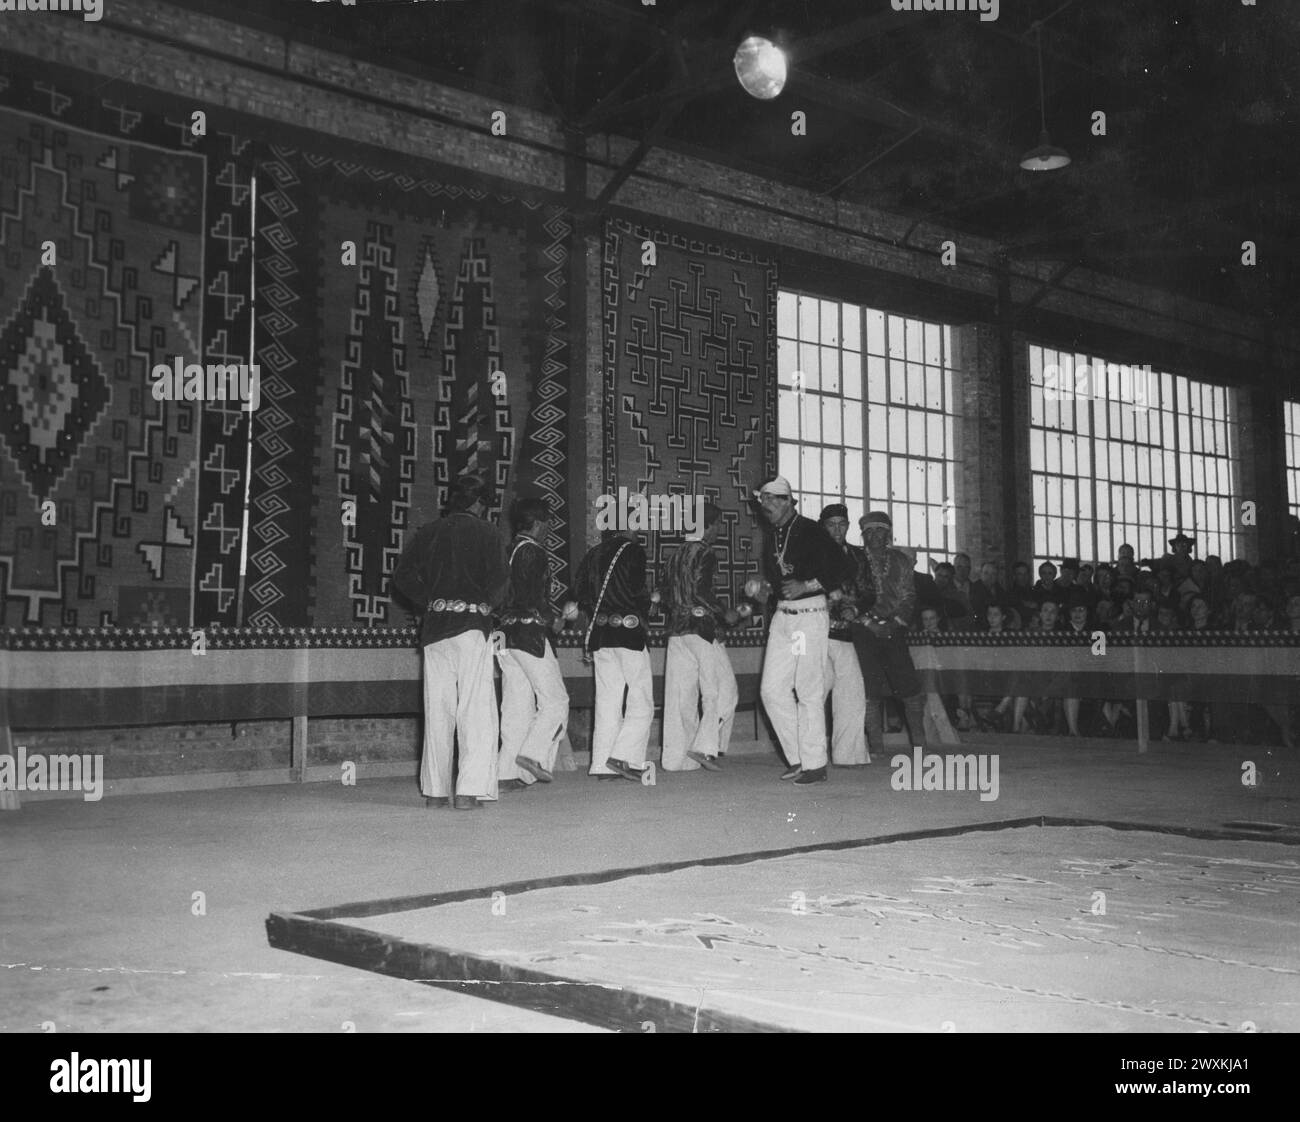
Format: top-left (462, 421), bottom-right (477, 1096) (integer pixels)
top-left (828, 542), bottom-right (865, 641)
top-left (392, 513), bottom-right (508, 647)
top-left (660, 540), bottom-right (728, 642)
top-left (500, 534), bottom-right (556, 658)
top-left (855, 545), bottom-right (919, 629)
top-left (759, 515), bottom-right (854, 602)
top-left (575, 535), bottom-right (651, 652)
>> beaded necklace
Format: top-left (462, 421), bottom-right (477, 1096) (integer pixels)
top-left (864, 545), bottom-right (887, 595)
top-left (773, 516), bottom-right (796, 575)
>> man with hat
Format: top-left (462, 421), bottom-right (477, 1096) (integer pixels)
top-left (751, 477), bottom-right (855, 785)
top-left (1158, 532), bottom-right (1196, 580)
top-left (392, 473), bottom-right (509, 810)
top-left (574, 526), bottom-right (653, 781)
top-left (853, 510), bottom-right (928, 754)
top-left (821, 503), bottom-right (869, 766)
top-left (659, 502), bottom-right (741, 772)
top-left (1055, 558), bottom-right (1080, 598)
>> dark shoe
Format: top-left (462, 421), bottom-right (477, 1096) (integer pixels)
top-left (425, 796), bottom-right (450, 809)
top-left (780, 764), bottom-right (803, 781)
top-left (499, 778), bottom-right (529, 791)
top-left (864, 701), bottom-right (885, 756)
top-left (516, 756), bottom-right (553, 783)
top-left (452, 795), bottom-right (481, 810)
top-left (794, 766), bottom-right (827, 785)
top-left (687, 750), bottom-right (721, 771)
top-left (607, 758), bottom-right (643, 781)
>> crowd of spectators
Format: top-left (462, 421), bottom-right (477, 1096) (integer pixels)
top-left (909, 533), bottom-right (1300, 747)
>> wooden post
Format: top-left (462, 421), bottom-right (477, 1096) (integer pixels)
top-left (291, 715), bottom-right (309, 782)
top-left (926, 693), bottom-right (961, 746)
top-left (0, 656), bottom-right (18, 810)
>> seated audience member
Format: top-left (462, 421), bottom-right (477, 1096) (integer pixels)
top-left (914, 561), bottom-right (939, 616)
top-left (1176, 559), bottom-right (1211, 611)
top-left (966, 602), bottom-right (1015, 732)
top-left (929, 562), bottom-right (972, 629)
top-left (1055, 558), bottom-right (1082, 600)
top-left (1093, 563), bottom-right (1115, 601)
top-left (1155, 603), bottom-right (1180, 631)
top-left (1111, 577), bottom-right (1135, 620)
top-left (1061, 596), bottom-right (1093, 738)
top-left (1077, 564), bottom-right (1100, 608)
top-left (970, 561), bottom-right (1003, 623)
top-left (1229, 591), bottom-right (1259, 632)
top-left (1004, 596), bottom-right (1065, 734)
top-left (1115, 542), bottom-right (1136, 568)
top-left (1112, 589), bottom-right (1159, 633)
top-left (1169, 595), bottom-right (1214, 741)
top-left (1251, 597), bottom-right (1280, 631)
top-left (1153, 563), bottom-right (1180, 611)
top-left (1032, 560), bottom-right (1059, 601)
top-left (951, 552), bottom-right (974, 617)
top-left (917, 606), bottom-right (945, 634)
top-left (1100, 590), bottom-right (1158, 736)
top-left (1007, 562), bottom-right (1037, 628)
top-left (1157, 531), bottom-right (1196, 579)
top-left (1094, 598), bottom-right (1117, 629)
top-left (1287, 593), bottom-right (1300, 632)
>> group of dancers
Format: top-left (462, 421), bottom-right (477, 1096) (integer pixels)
top-left (392, 473), bottom-right (929, 808)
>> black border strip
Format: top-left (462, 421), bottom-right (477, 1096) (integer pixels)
top-left (298, 816), bottom-right (1045, 920)
top-left (265, 817), bottom-right (1300, 1033)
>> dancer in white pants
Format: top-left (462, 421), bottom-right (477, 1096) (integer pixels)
top-left (392, 473), bottom-right (509, 810)
top-left (662, 635), bottom-right (739, 770)
top-left (591, 646), bottom-right (654, 775)
top-left (575, 528), bottom-right (653, 781)
top-left (751, 476), bottom-right (855, 785)
top-left (421, 631), bottom-right (500, 802)
top-left (659, 502), bottom-right (740, 771)
top-left (499, 646), bottom-right (569, 784)
top-left (497, 498), bottom-right (570, 788)
top-left (820, 503), bottom-right (869, 766)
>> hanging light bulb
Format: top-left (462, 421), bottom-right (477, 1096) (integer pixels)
top-left (734, 36), bottom-right (787, 100)
top-left (1021, 131), bottom-right (1072, 171)
top-left (1020, 24), bottom-right (1070, 171)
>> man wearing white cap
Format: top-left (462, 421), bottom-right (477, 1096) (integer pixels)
top-left (750, 476), bottom-right (855, 785)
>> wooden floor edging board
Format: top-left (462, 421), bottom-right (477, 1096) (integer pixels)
top-left (265, 816), bottom-right (1300, 1033)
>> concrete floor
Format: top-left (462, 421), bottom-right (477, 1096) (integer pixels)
top-left (2, 733), bottom-right (1297, 1033)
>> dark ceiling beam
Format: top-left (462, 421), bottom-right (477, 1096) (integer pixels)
top-left (823, 125), bottom-right (922, 198)
top-left (793, 70), bottom-right (1019, 167)
top-left (592, 102), bottom-right (679, 213)
top-left (1003, 188), bottom-right (1263, 254)
top-left (590, 39), bottom-right (690, 213)
top-left (1013, 258), bottom-right (1082, 322)
top-left (550, 0), bottom-right (670, 37)
top-left (899, 182), bottom-right (1031, 246)
top-left (573, 43), bottom-right (670, 130)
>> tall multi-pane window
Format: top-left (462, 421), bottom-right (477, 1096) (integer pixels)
top-left (777, 292), bottom-right (959, 569)
top-left (1286, 400), bottom-right (1300, 522)
top-left (1028, 344), bottom-right (1241, 567)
